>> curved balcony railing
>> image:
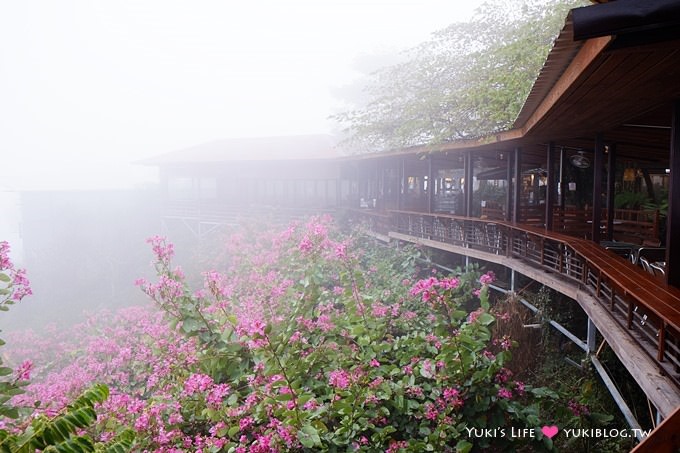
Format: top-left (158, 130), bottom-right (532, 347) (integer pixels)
top-left (351, 209), bottom-right (680, 389)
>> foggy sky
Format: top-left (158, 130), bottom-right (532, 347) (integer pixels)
top-left (0, 0), bottom-right (481, 191)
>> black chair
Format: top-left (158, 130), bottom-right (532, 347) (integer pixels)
top-left (649, 261), bottom-right (666, 278)
top-left (639, 256), bottom-right (654, 275)
top-left (604, 245), bottom-right (633, 262)
top-left (637, 247), bottom-right (666, 267)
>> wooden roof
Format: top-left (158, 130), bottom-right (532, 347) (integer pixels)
top-left (399, 2), bottom-right (680, 169)
top-left (139, 134), bottom-right (341, 165)
top-left (341, 2), bottom-right (668, 169)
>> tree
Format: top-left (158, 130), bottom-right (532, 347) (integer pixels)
top-left (333, 0), bottom-right (589, 152)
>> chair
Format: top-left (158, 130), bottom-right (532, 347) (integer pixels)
top-left (604, 245), bottom-right (632, 262)
top-left (639, 256), bottom-right (654, 275)
top-left (637, 247), bottom-right (665, 268)
top-left (649, 261), bottom-right (666, 278)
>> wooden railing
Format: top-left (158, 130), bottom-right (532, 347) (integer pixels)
top-left (163, 201), bottom-right (334, 225)
top-left (351, 209), bottom-right (680, 390)
top-left (552, 207), bottom-right (660, 244)
top-left (631, 404), bottom-right (680, 452)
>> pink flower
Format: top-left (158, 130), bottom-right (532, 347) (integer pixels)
top-left (0, 241), bottom-right (13, 270)
top-left (480, 271), bottom-right (496, 285)
top-left (568, 399), bottom-right (590, 416)
top-left (146, 235), bottom-right (174, 263)
top-left (334, 243), bottom-right (347, 259)
top-left (206, 383), bottom-right (230, 408)
top-left (467, 308), bottom-right (484, 323)
top-left (369, 359), bottom-right (380, 367)
top-left (15, 359), bottom-right (32, 381)
top-left (298, 236), bottom-right (314, 253)
top-left (183, 373), bottom-right (214, 395)
top-left (498, 387), bottom-right (513, 399)
top-left (424, 402), bottom-right (439, 420)
top-left (328, 369), bottom-right (351, 390)
top-left (303, 399), bottom-right (319, 411)
top-left (495, 367), bottom-right (513, 384)
top-left (239, 416), bottom-right (255, 431)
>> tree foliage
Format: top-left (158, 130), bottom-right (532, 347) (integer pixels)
top-left (333, 0), bottom-right (589, 151)
top-left (1, 242), bottom-right (135, 452)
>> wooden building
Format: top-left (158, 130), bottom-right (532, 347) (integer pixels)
top-left (144, 1), bottom-right (680, 448)
top-left (140, 134), bottom-right (354, 237)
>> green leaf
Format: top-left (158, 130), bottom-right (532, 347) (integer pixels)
top-left (456, 439), bottom-right (473, 453)
top-left (101, 429), bottom-right (135, 453)
top-left (477, 313), bottom-right (495, 326)
top-left (227, 425), bottom-right (240, 438)
top-left (298, 425), bottom-right (321, 448)
top-left (43, 436), bottom-right (94, 453)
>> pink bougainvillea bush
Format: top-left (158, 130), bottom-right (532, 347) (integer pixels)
top-left (3, 217), bottom-right (565, 451)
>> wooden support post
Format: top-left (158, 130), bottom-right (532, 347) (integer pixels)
top-left (505, 151), bottom-right (513, 222)
top-left (513, 148), bottom-right (522, 223)
top-left (592, 133), bottom-right (604, 243)
top-left (398, 158), bottom-right (405, 211)
top-left (658, 323), bottom-right (666, 362)
top-left (606, 143), bottom-right (616, 241)
top-left (582, 261), bottom-right (589, 285)
top-left (627, 299), bottom-right (634, 329)
top-left (666, 100), bottom-right (680, 286)
top-left (558, 244), bottom-right (564, 273)
top-left (464, 151), bottom-right (473, 217)
top-left (559, 146), bottom-right (566, 207)
top-left (546, 142), bottom-right (555, 230)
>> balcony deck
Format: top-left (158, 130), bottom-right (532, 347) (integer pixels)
top-left (352, 208), bottom-right (680, 421)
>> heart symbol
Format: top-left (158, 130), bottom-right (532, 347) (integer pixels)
top-left (541, 425), bottom-right (559, 439)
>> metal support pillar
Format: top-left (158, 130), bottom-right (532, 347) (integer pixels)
top-left (427, 155), bottom-right (434, 214)
top-left (587, 318), bottom-right (597, 353)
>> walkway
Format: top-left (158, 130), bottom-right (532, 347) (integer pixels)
top-left (354, 209), bottom-right (680, 419)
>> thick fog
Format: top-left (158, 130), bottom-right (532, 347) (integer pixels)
top-left (0, 1), bottom-right (481, 331)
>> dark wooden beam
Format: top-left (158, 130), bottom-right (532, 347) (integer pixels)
top-left (592, 133), bottom-right (604, 243)
top-left (559, 146), bottom-right (567, 207)
top-left (546, 142), bottom-right (556, 230)
top-left (513, 148), bottom-right (522, 223)
top-left (398, 158), bottom-right (404, 210)
top-left (606, 143), bottom-right (616, 241)
top-left (506, 151), bottom-right (513, 222)
top-left (465, 151), bottom-right (473, 217)
top-left (666, 100), bottom-right (680, 286)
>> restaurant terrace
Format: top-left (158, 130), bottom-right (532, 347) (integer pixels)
top-left (142, 1), bottom-right (680, 450)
